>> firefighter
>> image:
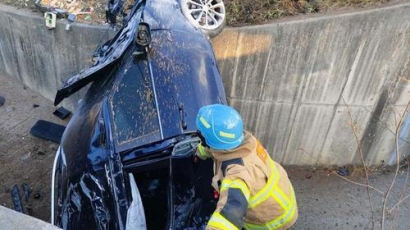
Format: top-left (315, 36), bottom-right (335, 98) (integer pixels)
top-left (195, 104), bottom-right (298, 230)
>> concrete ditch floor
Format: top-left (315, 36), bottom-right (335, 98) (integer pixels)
top-left (289, 165), bottom-right (410, 230)
top-left (0, 73), bottom-right (409, 229)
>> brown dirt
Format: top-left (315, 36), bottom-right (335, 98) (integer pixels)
top-left (0, 74), bottom-right (68, 221)
top-left (0, 0), bottom-right (405, 26)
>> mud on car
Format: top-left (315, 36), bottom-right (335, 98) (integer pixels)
top-left (51, 0), bottom-right (227, 229)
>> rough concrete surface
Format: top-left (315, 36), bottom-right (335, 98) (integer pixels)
top-left (0, 4), bottom-right (113, 110)
top-left (0, 74), bottom-right (68, 221)
top-left (289, 165), bottom-right (410, 230)
top-left (0, 205), bottom-right (61, 230)
top-left (212, 2), bottom-right (410, 166)
top-left (1, 74), bottom-right (410, 229)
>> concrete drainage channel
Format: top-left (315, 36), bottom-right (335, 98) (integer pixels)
top-left (1, 3), bottom-right (409, 167)
top-left (0, 2), bottom-right (410, 229)
top-left (1, 73), bottom-right (410, 229)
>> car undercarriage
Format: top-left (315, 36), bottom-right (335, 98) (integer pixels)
top-left (51, 0), bottom-right (226, 229)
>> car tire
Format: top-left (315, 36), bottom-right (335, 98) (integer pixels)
top-left (180, 0), bottom-right (226, 37)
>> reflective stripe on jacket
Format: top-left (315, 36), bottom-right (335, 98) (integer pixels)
top-left (199, 131), bottom-right (298, 230)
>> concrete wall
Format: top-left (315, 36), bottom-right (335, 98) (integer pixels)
top-left (0, 3), bottom-right (409, 165)
top-left (213, 3), bottom-right (410, 165)
top-left (0, 4), bottom-right (113, 109)
top-left (0, 205), bottom-right (61, 230)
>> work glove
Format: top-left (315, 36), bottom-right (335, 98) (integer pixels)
top-left (196, 142), bottom-right (211, 160)
top-left (195, 131), bottom-right (211, 160)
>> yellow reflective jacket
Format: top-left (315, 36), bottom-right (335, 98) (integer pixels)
top-left (197, 131), bottom-right (298, 230)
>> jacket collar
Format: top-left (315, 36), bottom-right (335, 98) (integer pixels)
top-left (209, 131), bottom-right (256, 161)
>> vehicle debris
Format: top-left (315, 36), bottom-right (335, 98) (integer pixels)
top-left (11, 185), bottom-right (24, 213)
top-left (34, 0), bottom-right (68, 18)
top-left (54, 0), bottom-right (147, 105)
top-left (20, 152), bottom-right (32, 161)
top-left (135, 23), bottom-right (151, 47)
top-left (44, 12), bottom-right (57, 29)
top-left (21, 183), bottom-right (31, 202)
top-left (125, 174), bottom-right (147, 230)
top-left (30, 120), bottom-right (65, 144)
top-left (33, 192), bottom-right (41, 200)
top-left (106, 0), bottom-right (126, 25)
top-left (0, 95), bottom-right (5, 107)
top-left (337, 166), bottom-right (349, 176)
top-left (53, 107), bottom-right (71, 120)
top-left (65, 14), bottom-right (76, 31)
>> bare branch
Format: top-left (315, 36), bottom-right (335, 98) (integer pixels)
top-left (361, 106), bottom-right (410, 144)
top-left (331, 172), bottom-right (384, 195)
top-left (381, 101), bottom-right (410, 230)
top-left (343, 97), bottom-right (376, 230)
top-left (388, 162), bottom-right (409, 230)
top-left (389, 194), bottom-right (410, 213)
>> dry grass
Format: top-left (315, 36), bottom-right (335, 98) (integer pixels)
top-left (0, 0), bottom-right (394, 25)
top-left (225, 0), bottom-right (390, 25)
top-left (1, 0), bottom-right (397, 25)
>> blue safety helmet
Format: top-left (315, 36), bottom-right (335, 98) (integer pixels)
top-left (196, 104), bottom-right (244, 150)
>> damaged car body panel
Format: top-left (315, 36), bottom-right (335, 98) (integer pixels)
top-left (54, 0), bottom-right (146, 106)
top-left (53, 0), bottom-right (226, 229)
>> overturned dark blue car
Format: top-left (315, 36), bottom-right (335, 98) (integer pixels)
top-left (51, 0), bottom-right (227, 229)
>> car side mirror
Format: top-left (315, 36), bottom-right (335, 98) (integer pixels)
top-left (135, 22), bottom-right (151, 47)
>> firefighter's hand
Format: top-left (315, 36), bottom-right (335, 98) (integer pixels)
top-left (196, 142), bottom-right (210, 160)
